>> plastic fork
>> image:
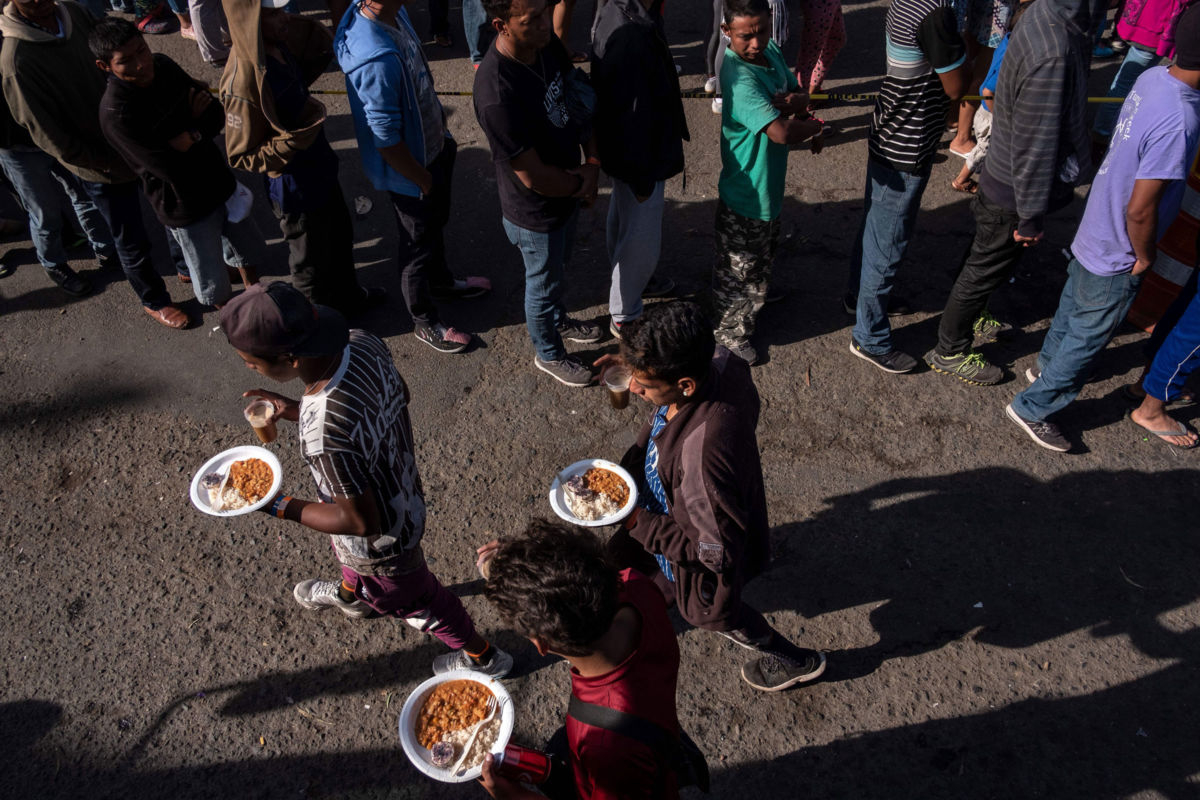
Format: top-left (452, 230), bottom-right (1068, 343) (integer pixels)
top-left (450, 695), bottom-right (499, 776)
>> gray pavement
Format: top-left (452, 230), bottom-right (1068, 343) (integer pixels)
top-left (1, 2), bottom-right (1197, 798)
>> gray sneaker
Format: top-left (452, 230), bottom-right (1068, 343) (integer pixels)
top-left (1005, 403), bottom-right (1070, 452)
top-left (556, 317), bottom-right (603, 344)
top-left (741, 650), bottom-right (827, 692)
top-left (534, 355), bottom-right (593, 387)
top-left (925, 348), bottom-right (1004, 386)
top-left (293, 579), bottom-right (370, 619)
top-left (432, 646), bottom-right (514, 678)
top-left (850, 339), bottom-right (917, 374)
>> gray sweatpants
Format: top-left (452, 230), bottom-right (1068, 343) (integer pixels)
top-left (188, 0), bottom-right (229, 66)
top-left (607, 178), bottom-right (665, 324)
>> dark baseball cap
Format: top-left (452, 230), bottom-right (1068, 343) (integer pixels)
top-left (219, 282), bottom-right (348, 358)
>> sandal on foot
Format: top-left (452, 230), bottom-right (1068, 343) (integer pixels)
top-left (1127, 414), bottom-right (1199, 449)
top-left (1122, 382), bottom-right (1196, 405)
top-left (951, 177), bottom-right (978, 194)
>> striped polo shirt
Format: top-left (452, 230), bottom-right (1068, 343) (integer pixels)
top-left (868, 0), bottom-right (966, 173)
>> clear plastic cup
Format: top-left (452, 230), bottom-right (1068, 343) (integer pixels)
top-left (603, 365), bottom-right (632, 410)
top-left (243, 399), bottom-right (278, 444)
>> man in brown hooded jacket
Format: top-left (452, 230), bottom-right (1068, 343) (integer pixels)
top-left (219, 0), bottom-right (382, 315)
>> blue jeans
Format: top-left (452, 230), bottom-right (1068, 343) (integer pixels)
top-left (169, 204), bottom-right (264, 306)
top-left (0, 147), bottom-right (115, 270)
top-left (1093, 44), bottom-right (1159, 139)
top-left (848, 158), bottom-right (930, 355)
top-left (462, 0), bottom-right (490, 65)
top-left (502, 210), bottom-right (578, 362)
top-left (1011, 258), bottom-right (1142, 422)
top-left (80, 179), bottom-right (174, 308)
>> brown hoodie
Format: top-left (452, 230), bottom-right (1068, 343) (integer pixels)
top-left (0, 0), bottom-right (135, 183)
top-left (219, 0), bottom-right (335, 178)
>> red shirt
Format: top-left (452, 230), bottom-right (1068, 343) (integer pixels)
top-left (566, 569), bottom-right (681, 800)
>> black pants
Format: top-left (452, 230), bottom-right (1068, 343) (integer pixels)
top-left (275, 184), bottom-right (363, 315)
top-left (80, 179), bottom-right (172, 309)
top-left (390, 139), bottom-right (456, 328)
top-left (427, 0), bottom-right (449, 37)
top-left (936, 191), bottom-right (1026, 356)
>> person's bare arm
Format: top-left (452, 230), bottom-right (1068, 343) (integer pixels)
top-left (279, 485), bottom-right (383, 537)
top-left (937, 62), bottom-right (971, 102)
top-left (509, 148), bottom-right (585, 197)
top-left (763, 116), bottom-right (824, 146)
top-left (1127, 177), bottom-right (1169, 275)
top-left (378, 140), bottom-right (433, 195)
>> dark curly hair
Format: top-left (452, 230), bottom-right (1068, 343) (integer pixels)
top-left (619, 300), bottom-right (715, 385)
top-left (483, 520), bottom-right (619, 657)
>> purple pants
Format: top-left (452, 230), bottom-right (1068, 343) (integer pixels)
top-left (340, 559), bottom-right (477, 651)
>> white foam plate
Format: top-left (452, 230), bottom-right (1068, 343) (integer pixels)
top-left (398, 670), bottom-right (515, 783)
top-left (549, 458), bottom-right (638, 527)
top-left (189, 445), bottom-right (283, 517)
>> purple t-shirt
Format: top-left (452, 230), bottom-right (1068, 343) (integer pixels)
top-left (1071, 67), bottom-right (1200, 277)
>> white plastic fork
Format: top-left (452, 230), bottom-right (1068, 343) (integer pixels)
top-left (449, 695), bottom-right (499, 776)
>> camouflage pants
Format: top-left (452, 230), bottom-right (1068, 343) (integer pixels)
top-left (712, 200), bottom-right (780, 348)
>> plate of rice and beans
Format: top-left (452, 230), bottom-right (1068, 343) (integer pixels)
top-left (549, 459), bottom-right (638, 527)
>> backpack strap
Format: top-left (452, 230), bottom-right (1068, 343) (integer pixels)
top-left (566, 695), bottom-right (677, 752)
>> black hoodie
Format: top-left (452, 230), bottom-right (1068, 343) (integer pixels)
top-left (590, 0), bottom-right (689, 197)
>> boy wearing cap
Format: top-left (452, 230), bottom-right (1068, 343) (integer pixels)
top-left (1005, 4), bottom-right (1200, 452)
top-left (219, 282), bottom-right (514, 678)
top-left (220, 0), bottom-right (385, 317)
top-left (91, 18), bottom-right (263, 309)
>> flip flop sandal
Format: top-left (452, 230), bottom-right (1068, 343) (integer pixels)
top-left (951, 178), bottom-right (978, 194)
top-left (1126, 414), bottom-right (1200, 449)
top-left (1122, 382), bottom-right (1197, 405)
top-left (948, 144), bottom-right (975, 159)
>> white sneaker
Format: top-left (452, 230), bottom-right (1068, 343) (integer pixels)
top-left (293, 579), bottom-right (370, 619)
top-left (712, 97), bottom-right (723, 114)
top-left (704, 75), bottom-right (719, 94)
top-left (431, 646), bottom-right (514, 678)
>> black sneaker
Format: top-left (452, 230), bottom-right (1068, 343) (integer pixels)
top-left (849, 338), bottom-right (917, 374)
top-left (1005, 403), bottom-right (1070, 452)
top-left (727, 340), bottom-right (761, 366)
top-left (641, 275), bottom-right (676, 298)
top-left (741, 650), bottom-right (827, 692)
top-left (534, 354), bottom-right (593, 387)
top-left (45, 264), bottom-right (92, 297)
top-left (414, 322), bottom-right (471, 354)
top-left (924, 348), bottom-right (1004, 386)
top-left (557, 317), bottom-right (603, 344)
top-left (842, 291), bottom-right (912, 317)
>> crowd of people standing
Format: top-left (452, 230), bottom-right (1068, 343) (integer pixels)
top-left (4, 0), bottom-right (1200, 794)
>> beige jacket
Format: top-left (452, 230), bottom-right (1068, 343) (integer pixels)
top-left (218, 0), bottom-right (335, 178)
top-left (0, 1), bottom-right (134, 183)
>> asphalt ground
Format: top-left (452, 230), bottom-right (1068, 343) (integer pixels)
top-left (1, 1), bottom-right (1197, 798)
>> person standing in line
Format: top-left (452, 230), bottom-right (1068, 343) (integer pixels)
top-left (844, 0), bottom-right (968, 375)
top-left (337, 0), bottom-right (493, 354)
top-left (926, 0), bottom-right (1096, 386)
top-left (221, 0), bottom-right (385, 317)
top-left (794, 0), bottom-right (845, 125)
top-left (590, 0), bottom-right (688, 339)
top-left (473, 0), bottom-right (604, 387)
top-left (0, 0), bottom-right (189, 328)
top-left (596, 301), bottom-right (828, 692)
top-left (713, 0), bottom-right (823, 367)
top-left (219, 282), bottom-right (515, 678)
top-left (1004, 8), bottom-right (1200, 451)
top-left (92, 19), bottom-right (263, 309)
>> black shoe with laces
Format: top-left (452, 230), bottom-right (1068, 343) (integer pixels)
top-left (741, 650), bottom-right (827, 691)
top-left (849, 338), bottom-right (917, 373)
top-left (45, 264), bottom-right (92, 297)
top-left (557, 317), bottom-right (603, 344)
top-left (1005, 403), bottom-right (1070, 452)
